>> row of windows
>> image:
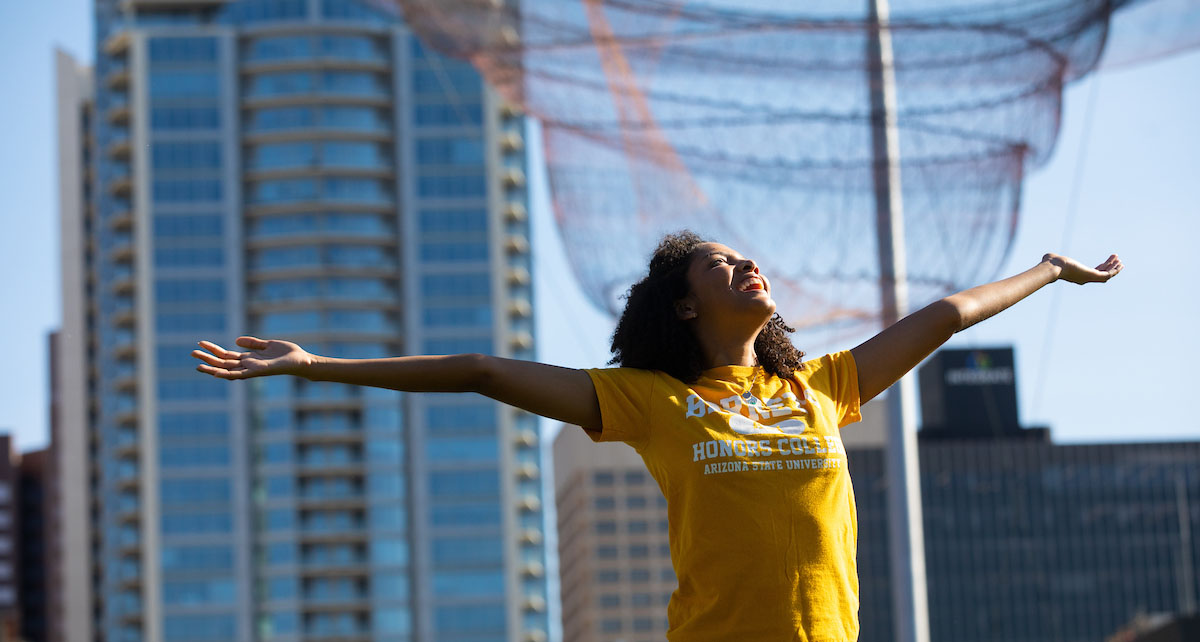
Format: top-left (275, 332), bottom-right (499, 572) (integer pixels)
top-left (594, 519), bottom-right (668, 535)
top-left (244, 34), bottom-right (386, 63)
top-left (598, 592), bottom-right (673, 608)
top-left (150, 70), bottom-right (220, 99)
top-left (257, 309), bottom-right (395, 334)
top-left (425, 404), bottom-right (495, 431)
top-left (156, 279), bottom-right (225, 304)
top-left (423, 337), bottom-right (493, 355)
top-left (419, 208), bottom-right (487, 233)
top-left (253, 277), bottom-right (392, 302)
top-left (415, 102), bottom-right (483, 126)
top-left (597, 543), bottom-right (672, 559)
top-left (416, 137), bottom-right (484, 165)
top-left (598, 616), bottom-right (667, 635)
top-left (419, 239), bottom-right (488, 262)
top-left (154, 178), bottom-right (223, 204)
top-left (161, 444), bottom-right (230, 468)
top-left (432, 536), bottom-right (504, 567)
top-left (423, 304), bottom-right (492, 328)
top-left (149, 37), bottom-right (218, 63)
top-left (159, 412), bottom-right (228, 438)
top-left (249, 177), bottom-right (389, 205)
top-left (252, 244), bottom-right (392, 269)
top-left (421, 273), bottom-right (490, 298)
top-left (430, 502), bottom-right (501, 527)
top-left (162, 545), bottom-right (233, 572)
top-left (152, 105), bottom-right (220, 131)
top-left (158, 377), bottom-right (229, 400)
top-left (163, 578), bottom-right (236, 606)
top-left (249, 140), bottom-right (389, 170)
top-left (595, 470), bottom-right (650, 485)
top-left (155, 246), bottom-right (224, 268)
top-left (163, 614), bottom-right (235, 642)
top-left (593, 494), bottom-right (668, 510)
top-left (158, 344), bottom-right (208, 369)
top-left (247, 105), bottom-right (387, 133)
top-left (417, 173), bottom-right (487, 198)
top-left (154, 213), bottom-right (223, 239)
top-left (162, 511), bottom-right (232, 535)
top-left (161, 478), bottom-right (231, 505)
top-left (153, 141), bottom-right (221, 170)
top-left (426, 436), bottom-right (498, 462)
top-left (595, 568), bottom-right (676, 583)
top-left (434, 604), bottom-right (505, 635)
top-left (412, 68), bottom-right (481, 97)
top-left (433, 570), bottom-right (504, 597)
top-left (430, 469), bottom-right (499, 499)
top-left (250, 212), bottom-right (389, 237)
top-left (246, 71), bottom-right (388, 98)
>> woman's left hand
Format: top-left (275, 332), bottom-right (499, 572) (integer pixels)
top-left (1044, 253), bottom-right (1123, 285)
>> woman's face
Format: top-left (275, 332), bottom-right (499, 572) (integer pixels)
top-left (679, 242), bottom-right (776, 324)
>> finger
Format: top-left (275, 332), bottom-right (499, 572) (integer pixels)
top-left (196, 363), bottom-right (248, 380)
top-left (198, 340), bottom-right (242, 360)
top-left (191, 350), bottom-right (237, 369)
top-left (237, 336), bottom-right (270, 351)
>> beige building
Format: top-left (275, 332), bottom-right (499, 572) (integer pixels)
top-left (552, 401), bottom-right (886, 641)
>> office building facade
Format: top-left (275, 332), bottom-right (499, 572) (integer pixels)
top-left (56, 1), bottom-right (547, 640)
top-left (553, 427), bottom-right (675, 642)
top-left (851, 438), bottom-right (1200, 642)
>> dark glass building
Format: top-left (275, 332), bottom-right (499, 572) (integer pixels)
top-left (851, 439), bottom-right (1200, 642)
top-left (853, 348), bottom-right (1200, 642)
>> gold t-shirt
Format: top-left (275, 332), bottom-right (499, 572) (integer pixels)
top-left (584, 351), bottom-right (862, 641)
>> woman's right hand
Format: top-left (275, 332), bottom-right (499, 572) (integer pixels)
top-left (193, 336), bottom-right (314, 380)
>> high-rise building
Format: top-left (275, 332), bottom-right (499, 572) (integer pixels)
top-left (55, 1), bottom-right (547, 641)
top-left (553, 426), bottom-right (675, 642)
top-left (551, 348), bottom-right (1199, 642)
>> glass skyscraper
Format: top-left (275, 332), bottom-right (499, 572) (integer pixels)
top-left (57, 1), bottom-right (548, 640)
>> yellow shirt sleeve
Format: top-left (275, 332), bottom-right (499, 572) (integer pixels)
top-left (802, 350), bottom-right (863, 428)
top-left (583, 367), bottom-right (658, 450)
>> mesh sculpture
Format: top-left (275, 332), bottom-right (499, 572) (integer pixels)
top-left (388, 0), bottom-right (1199, 343)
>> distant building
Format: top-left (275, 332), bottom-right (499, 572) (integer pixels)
top-left (16, 448), bottom-right (53, 642)
top-left (553, 426), bottom-right (675, 642)
top-left (551, 348), bottom-right (1200, 642)
top-left (0, 436), bottom-right (17, 638)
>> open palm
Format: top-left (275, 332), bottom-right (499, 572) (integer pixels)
top-left (1046, 253), bottom-right (1123, 285)
top-left (193, 336), bottom-right (312, 380)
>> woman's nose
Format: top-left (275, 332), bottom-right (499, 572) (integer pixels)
top-left (740, 259), bottom-right (759, 273)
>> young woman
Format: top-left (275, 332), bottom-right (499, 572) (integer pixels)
top-left (194, 231), bottom-right (1122, 640)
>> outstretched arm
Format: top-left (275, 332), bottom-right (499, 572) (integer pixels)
top-left (193, 337), bottom-right (602, 429)
top-left (849, 252), bottom-right (1124, 404)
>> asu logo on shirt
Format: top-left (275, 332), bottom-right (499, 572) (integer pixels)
top-left (683, 384), bottom-right (820, 435)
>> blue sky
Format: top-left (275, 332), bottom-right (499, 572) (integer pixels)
top-left (1, 1), bottom-right (1197, 449)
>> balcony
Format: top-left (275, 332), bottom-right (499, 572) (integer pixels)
top-left (109, 176), bottom-right (133, 198)
top-left (106, 68), bottom-right (130, 91)
top-left (108, 139), bottom-right (132, 160)
top-left (107, 103), bottom-right (131, 125)
top-left (103, 31), bottom-right (130, 57)
top-left (109, 208), bottom-right (134, 231)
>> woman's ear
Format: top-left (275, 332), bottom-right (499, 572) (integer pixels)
top-left (675, 296), bottom-right (697, 321)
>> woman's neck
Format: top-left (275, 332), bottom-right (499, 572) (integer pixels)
top-left (698, 336), bottom-right (758, 369)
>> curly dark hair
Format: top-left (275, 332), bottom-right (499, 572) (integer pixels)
top-left (608, 230), bottom-right (805, 383)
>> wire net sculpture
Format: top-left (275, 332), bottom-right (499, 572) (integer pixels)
top-left (387, 0), bottom-right (1199, 346)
